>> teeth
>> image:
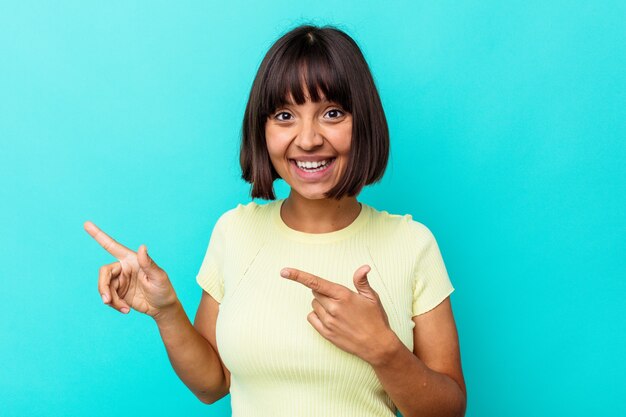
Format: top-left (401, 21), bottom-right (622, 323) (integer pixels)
top-left (296, 159), bottom-right (328, 169)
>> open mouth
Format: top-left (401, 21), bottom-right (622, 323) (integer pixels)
top-left (290, 157), bottom-right (336, 173)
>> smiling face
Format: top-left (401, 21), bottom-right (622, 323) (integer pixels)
top-left (240, 26), bottom-right (389, 201)
top-left (265, 93), bottom-right (352, 201)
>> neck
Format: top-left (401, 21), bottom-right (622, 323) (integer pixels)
top-left (280, 192), bottom-right (362, 234)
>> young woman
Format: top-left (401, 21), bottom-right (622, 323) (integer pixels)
top-left (85, 25), bottom-right (466, 417)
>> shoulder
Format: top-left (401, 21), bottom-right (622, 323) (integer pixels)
top-left (229, 199), bottom-right (277, 220)
top-left (366, 204), bottom-right (437, 247)
top-left (214, 199), bottom-right (278, 234)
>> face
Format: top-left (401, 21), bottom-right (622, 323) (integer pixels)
top-left (265, 94), bottom-right (352, 200)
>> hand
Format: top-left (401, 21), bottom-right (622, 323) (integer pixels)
top-left (280, 265), bottom-right (397, 364)
top-left (84, 221), bottom-right (178, 318)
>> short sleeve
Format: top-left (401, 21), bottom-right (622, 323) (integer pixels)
top-left (195, 209), bottom-right (234, 303)
top-left (412, 224), bottom-right (455, 316)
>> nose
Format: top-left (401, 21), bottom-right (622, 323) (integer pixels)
top-left (294, 119), bottom-right (323, 151)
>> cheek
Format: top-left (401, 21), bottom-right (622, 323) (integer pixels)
top-left (332, 125), bottom-right (352, 155)
top-left (265, 139), bottom-right (278, 158)
top-left (265, 133), bottom-right (292, 176)
top-left (265, 129), bottom-right (283, 157)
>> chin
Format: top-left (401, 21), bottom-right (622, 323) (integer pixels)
top-left (292, 187), bottom-right (333, 201)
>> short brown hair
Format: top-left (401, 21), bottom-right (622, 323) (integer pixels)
top-left (240, 24), bottom-right (389, 200)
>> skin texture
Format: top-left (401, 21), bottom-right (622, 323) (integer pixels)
top-left (85, 91), bottom-right (466, 415)
top-left (265, 94), bottom-right (362, 233)
top-left (265, 95), bottom-right (352, 202)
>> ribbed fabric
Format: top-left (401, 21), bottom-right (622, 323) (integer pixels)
top-left (196, 199), bottom-right (454, 417)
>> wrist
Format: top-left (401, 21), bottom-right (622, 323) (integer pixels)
top-left (367, 330), bottom-right (404, 368)
top-left (153, 299), bottom-right (184, 326)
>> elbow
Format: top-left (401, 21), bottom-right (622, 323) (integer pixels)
top-left (446, 374), bottom-right (467, 417)
top-left (191, 375), bottom-right (230, 405)
top-left (430, 383), bottom-right (466, 417)
top-left (194, 387), bottom-right (229, 405)
top-left (451, 388), bottom-right (467, 417)
top-left (196, 392), bottom-right (216, 405)
top-left (195, 393), bottom-right (221, 405)
top-left (405, 388), bottom-right (466, 417)
top-left (196, 395), bottom-right (217, 405)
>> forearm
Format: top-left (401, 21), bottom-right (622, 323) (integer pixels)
top-left (153, 301), bottom-right (227, 403)
top-left (369, 333), bottom-right (466, 417)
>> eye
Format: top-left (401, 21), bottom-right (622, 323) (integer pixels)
top-left (274, 111), bottom-right (293, 121)
top-left (324, 108), bottom-right (345, 119)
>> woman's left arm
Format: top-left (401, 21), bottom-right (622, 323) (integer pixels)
top-left (371, 296), bottom-right (466, 417)
top-left (280, 266), bottom-right (466, 417)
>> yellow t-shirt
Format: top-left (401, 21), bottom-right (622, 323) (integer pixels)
top-left (196, 199), bottom-right (454, 417)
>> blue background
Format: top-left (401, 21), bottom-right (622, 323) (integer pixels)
top-left (1, 1), bottom-right (624, 416)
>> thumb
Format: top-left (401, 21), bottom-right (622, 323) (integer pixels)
top-left (353, 265), bottom-right (374, 296)
top-left (137, 244), bottom-right (164, 279)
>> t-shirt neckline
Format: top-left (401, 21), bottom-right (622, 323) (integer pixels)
top-left (272, 198), bottom-right (370, 244)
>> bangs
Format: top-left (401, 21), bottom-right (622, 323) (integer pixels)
top-left (261, 38), bottom-right (352, 117)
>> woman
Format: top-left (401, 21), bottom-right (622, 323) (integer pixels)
top-left (85, 25), bottom-right (466, 417)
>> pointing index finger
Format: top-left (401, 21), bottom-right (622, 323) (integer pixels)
top-left (280, 268), bottom-right (343, 299)
top-left (84, 221), bottom-right (133, 259)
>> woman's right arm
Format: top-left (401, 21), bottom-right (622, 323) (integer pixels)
top-left (84, 221), bottom-right (229, 404)
top-left (154, 292), bottom-right (230, 404)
